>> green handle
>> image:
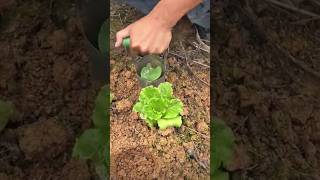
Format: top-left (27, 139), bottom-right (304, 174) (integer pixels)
top-left (122, 37), bottom-right (130, 48)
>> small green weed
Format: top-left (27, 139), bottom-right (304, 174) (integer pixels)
top-left (0, 100), bottom-right (14, 133)
top-left (212, 119), bottom-right (235, 180)
top-left (72, 85), bottom-right (109, 179)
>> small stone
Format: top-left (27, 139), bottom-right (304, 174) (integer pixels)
top-left (131, 112), bottom-right (139, 120)
top-left (183, 142), bottom-right (194, 150)
top-left (159, 138), bottom-right (167, 146)
top-left (115, 99), bottom-right (132, 112)
top-left (167, 72), bottom-right (178, 83)
top-left (176, 150), bottom-right (186, 163)
top-left (181, 107), bottom-right (189, 116)
top-left (168, 57), bottom-right (178, 66)
top-left (196, 121), bottom-right (209, 134)
top-left (126, 80), bottom-right (134, 90)
top-left (159, 128), bottom-right (174, 137)
top-left (124, 70), bottom-right (132, 78)
top-left (48, 30), bottom-right (68, 54)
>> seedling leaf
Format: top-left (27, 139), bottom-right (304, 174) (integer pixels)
top-left (72, 129), bottom-right (103, 159)
top-left (140, 63), bottom-right (162, 81)
top-left (92, 85), bottom-right (108, 131)
top-left (212, 119), bottom-right (235, 178)
top-left (0, 100), bottom-right (14, 132)
top-left (158, 117), bottom-right (182, 130)
top-left (212, 169), bottom-right (229, 180)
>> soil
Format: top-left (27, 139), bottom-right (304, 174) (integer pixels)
top-left (110, 2), bottom-right (210, 179)
top-left (0, 0), bottom-right (100, 179)
top-left (212, 1), bottom-right (320, 180)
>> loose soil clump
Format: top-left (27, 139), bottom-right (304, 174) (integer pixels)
top-left (0, 1), bottom-right (100, 179)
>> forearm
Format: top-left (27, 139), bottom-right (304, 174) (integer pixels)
top-left (148, 0), bottom-right (203, 28)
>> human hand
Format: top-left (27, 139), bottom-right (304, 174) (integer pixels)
top-left (115, 14), bottom-right (172, 55)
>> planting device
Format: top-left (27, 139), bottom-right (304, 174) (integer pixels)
top-left (122, 37), bottom-right (167, 87)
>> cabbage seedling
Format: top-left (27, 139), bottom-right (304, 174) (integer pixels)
top-left (133, 82), bottom-right (183, 130)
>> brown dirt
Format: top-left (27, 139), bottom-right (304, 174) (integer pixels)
top-left (113, 146), bottom-right (157, 179)
top-left (213, 1), bottom-right (320, 179)
top-left (0, 0), bottom-right (99, 179)
top-left (110, 2), bottom-right (210, 179)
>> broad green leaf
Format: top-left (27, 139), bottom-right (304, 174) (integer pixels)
top-left (212, 169), bottom-right (229, 180)
top-left (158, 116), bottom-right (182, 130)
top-left (212, 119), bottom-right (235, 175)
top-left (92, 86), bottom-right (108, 132)
top-left (140, 63), bottom-right (162, 81)
top-left (158, 82), bottom-right (173, 98)
top-left (139, 86), bottom-right (160, 103)
top-left (110, 92), bottom-right (113, 104)
top-left (145, 118), bottom-right (157, 128)
top-left (0, 100), bottom-right (14, 132)
top-left (133, 102), bottom-right (143, 113)
top-left (143, 105), bottom-right (162, 120)
top-left (149, 98), bottom-right (167, 114)
top-left (98, 20), bottom-right (109, 57)
top-left (72, 129), bottom-right (103, 159)
top-left (163, 99), bottom-right (183, 119)
top-left (95, 164), bottom-right (108, 180)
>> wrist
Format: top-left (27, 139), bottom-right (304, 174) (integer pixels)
top-left (148, 0), bottom-right (203, 29)
top-left (147, 1), bottom-right (181, 29)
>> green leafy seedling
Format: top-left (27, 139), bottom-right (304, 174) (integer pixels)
top-left (73, 85), bottom-right (109, 179)
top-left (133, 82), bottom-right (183, 130)
top-left (140, 63), bottom-right (162, 81)
top-left (72, 128), bottom-right (104, 159)
top-left (212, 119), bottom-right (235, 180)
top-left (0, 100), bottom-right (14, 132)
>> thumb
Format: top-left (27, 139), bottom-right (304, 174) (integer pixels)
top-left (115, 26), bottom-right (130, 47)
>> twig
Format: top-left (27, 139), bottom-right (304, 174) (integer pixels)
top-left (194, 28), bottom-right (210, 53)
top-left (183, 125), bottom-right (210, 139)
top-left (264, 0), bottom-right (320, 19)
top-left (291, 17), bottom-right (320, 24)
top-left (169, 52), bottom-right (209, 68)
top-left (179, 41), bottom-right (210, 86)
top-left (309, 0), bottom-right (320, 7)
top-left (191, 41), bottom-right (210, 54)
top-left (185, 148), bottom-right (209, 173)
top-left (169, 51), bottom-right (184, 59)
top-left (191, 60), bottom-right (210, 68)
top-left (274, 43), bottom-right (320, 80)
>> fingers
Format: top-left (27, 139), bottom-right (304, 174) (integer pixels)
top-left (115, 26), bottom-right (130, 47)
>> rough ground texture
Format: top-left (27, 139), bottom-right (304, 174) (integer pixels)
top-left (110, 2), bottom-right (210, 179)
top-left (213, 1), bottom-right (320, 179)
top-left (0, 0), bottom-right (100, 179)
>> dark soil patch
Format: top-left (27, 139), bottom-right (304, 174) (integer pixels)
top-left (213, 1), bottom-right (320, 179)
top-left (0, 1), bottom-right (100, 179)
